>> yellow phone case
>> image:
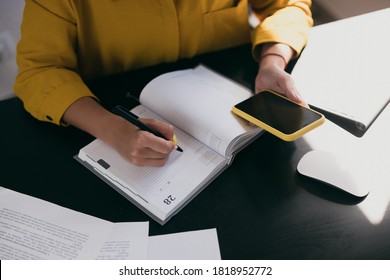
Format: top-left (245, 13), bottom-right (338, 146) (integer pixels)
top-left (232, 90), bottom-right (325, 141)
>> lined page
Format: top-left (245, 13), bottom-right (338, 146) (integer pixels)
top-left (139, 66), bottom-right (261, 156)
top-left (78, 105), bottom-right (227, 221)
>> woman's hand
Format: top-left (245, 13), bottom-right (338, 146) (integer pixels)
top-left (63, 97), bottom-right (176, 167)
top-left (109, 116), bottom-right (177, 167)
top-left (255, 43), bottom-right (304, 105)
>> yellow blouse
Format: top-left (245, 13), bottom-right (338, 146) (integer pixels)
top-left (14, 0), bottom-right (313, 125)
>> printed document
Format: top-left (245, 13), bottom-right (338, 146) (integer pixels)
top-left (0, 187), bottom-right (220, 259)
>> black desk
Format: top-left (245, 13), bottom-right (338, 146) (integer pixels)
top-left (1, 45), bottom-right (389, 259)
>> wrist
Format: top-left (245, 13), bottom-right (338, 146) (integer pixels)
top-left (63, 97), bottom-right (124, 142)
top-left (258, 43), bottom-right (295, 69)
top-left (259, 53), bottom-right (287, 69)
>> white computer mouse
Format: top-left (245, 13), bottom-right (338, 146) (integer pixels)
top-left (297, 150), bottom-right (370, 197)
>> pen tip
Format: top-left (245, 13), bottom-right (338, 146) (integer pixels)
top-left (172, 135), bottom-right (183, 152)
top-left (176, 146), bottom-right (183, 152)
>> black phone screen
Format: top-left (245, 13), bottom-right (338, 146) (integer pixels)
top-left (234, 91), bottom-right (323, 135)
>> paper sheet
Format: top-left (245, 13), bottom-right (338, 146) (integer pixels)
top-left (0, 187), bottom-right (148, 259)
top-left (0, 187), bottom-right (221, 259)
top-left (148, 228), bottom-right (221, 260)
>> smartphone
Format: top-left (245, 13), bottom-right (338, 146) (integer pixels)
top-left (232, 90), bottom-right (325, 141)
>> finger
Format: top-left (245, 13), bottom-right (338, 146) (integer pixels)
top-left (279, 74), bottom-right (302, 103)
top-left (141, 118), bottom-right (176, 141)
top-left (138, 130), bottom-right (176, 155)
top-left (126, 134), bottom-right (172, 166)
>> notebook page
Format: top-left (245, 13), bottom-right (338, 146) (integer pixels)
top-left (139, 66), bottom-right (260, 157)
top-left (78, 106), bottom-right (227, 221)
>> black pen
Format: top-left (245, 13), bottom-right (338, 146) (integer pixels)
top-left (112, 105), bottom-right (183, 152)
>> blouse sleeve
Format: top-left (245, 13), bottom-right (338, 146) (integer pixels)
top-left (249, 0), bottom-right (313, 60)
top-left (14, 0), bottom-right (97, 125)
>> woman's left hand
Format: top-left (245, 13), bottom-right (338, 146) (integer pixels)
top-left (255, 43), bottom-right (305, 105)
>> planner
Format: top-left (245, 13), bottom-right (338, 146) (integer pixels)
top-left (76, 65), bottom-right (263, 225)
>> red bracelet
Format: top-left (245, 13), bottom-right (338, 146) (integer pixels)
top-left (259, 53), bottom-right (288, 69)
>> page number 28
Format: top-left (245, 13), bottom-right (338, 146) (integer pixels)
top-left (163, 195), bottom-right (176, 205)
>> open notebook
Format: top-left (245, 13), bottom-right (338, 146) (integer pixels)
top-left (292, 8), bottom-right (390, 135)
top-left (76, 65), bottom-right (263, 225)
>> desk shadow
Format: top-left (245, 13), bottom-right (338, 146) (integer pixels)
top-left (296, 175), bottom-right (367, 205)
top-left (234, 133), bottom-right (305, 207)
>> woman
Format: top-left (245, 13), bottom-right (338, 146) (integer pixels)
top-left (14, 0), bottom-right (313, 166)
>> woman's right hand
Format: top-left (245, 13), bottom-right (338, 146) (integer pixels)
top-left (63, 97), bottom-right (176, 167)
top-left (108, 116), bottom-right (177, 167)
